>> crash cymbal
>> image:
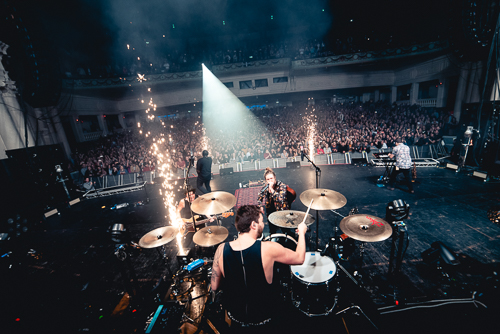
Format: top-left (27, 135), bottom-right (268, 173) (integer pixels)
top-left (191, 191), bottom-right (237, 216)
top-left (339, 214), bottom-right (392, 242)
top-left (138, 226), bottom-right (178, 248)
top-left (268, 210), bottom-right (315, 228)
top-left (299, 189), bottom-right (347, 210)
top-left (193, 226), bottom-right (229, 247)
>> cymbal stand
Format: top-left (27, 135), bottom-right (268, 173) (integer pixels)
top-left (156, 244), bottom-right (173, 278)
top-left (324, 247), bottom-right (377, 330)
top-left (183, 157), bottom-right (198, 231)
top-left (300, 151), bottom-right (321, 250)
top-left (388, 221), bottom-right (408, 278)
top-left (359, 242), bottom-right (366, 265)
top-left (114, 244), bottom-right (143, 302)
top-left (335, 305), bottom-right (378, 331)
top-left (330, 209), bottom-right (345, 256)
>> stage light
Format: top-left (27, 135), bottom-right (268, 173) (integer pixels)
top-left (109, 223), bottom-right (130, 244)
top-left (386, 199), bottom-right (410, 222)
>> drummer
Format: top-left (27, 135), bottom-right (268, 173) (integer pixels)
top-left (211, 205), bottom-right (307, 332)
top-left (176, 187), bottom-right (214, 248)
top-left (257, 167), bottom-right (290, 235)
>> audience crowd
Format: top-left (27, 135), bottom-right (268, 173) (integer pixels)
top-left (73, 102), bottom-right (448, 180)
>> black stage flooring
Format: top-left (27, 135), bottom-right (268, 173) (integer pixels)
top-left (3, 164), bottom-right (500, 333)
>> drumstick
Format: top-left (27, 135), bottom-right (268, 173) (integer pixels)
top-left (301, 199), bottom-right (314, 225)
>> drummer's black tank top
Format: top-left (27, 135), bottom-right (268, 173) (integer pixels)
top-left (222, 240), bottom-right (275, 323)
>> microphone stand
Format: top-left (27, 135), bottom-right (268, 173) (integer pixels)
top-left (301, 151), bottom-right (321, 250)
top-left (181, 155), bottom-right (197, 256)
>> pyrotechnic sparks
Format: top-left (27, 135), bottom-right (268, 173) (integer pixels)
top-left (137, 73), bottom-right (146, 82)
top-left (136, 83), bottom-right (186, 253)
top-left (304, 111), bottom-right (317, 161)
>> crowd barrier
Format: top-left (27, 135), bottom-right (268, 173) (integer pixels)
top-left (79, 144), bottom-right (444, 192)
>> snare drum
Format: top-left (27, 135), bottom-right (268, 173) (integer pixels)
top-left (264, 234), bottom-right (297, 292)
top-left (290, 252), bottom-right (337, 316)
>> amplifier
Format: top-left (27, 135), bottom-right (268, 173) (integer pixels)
top-left (286, 161), bottom-right (301, 169)
top-left (351, 158), bottom-right (367, 165)
top-left (220, 167), bottom-right (233, 176)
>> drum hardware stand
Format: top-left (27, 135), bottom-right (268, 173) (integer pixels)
top-left (388, 221), bottom-right (408, 278)
top-left (156, 244), bottom-right (174, 279)
top-left (114, 244), bottom-right (144, 302)
top-left (335, 305), bottom-right (379, 331)
top-left (330, 209), bottom-right (345, 251)
top-left (300, 149), bottom-right (322, 250)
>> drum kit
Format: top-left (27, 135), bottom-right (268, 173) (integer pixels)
top-left (267, 188), bottom-right (392, 318)
top-left (138, 191), bottom-right (236, 251)
top-left (137, 186), bottom-right (390, 322)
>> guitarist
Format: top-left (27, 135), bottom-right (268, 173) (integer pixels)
top-left (257, 167), bottom-right (292, 235)
top-left (176, 187), bottom-right (214, 248)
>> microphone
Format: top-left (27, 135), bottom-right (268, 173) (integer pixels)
top-left (300, 145), bottom-right (304, 161)
top-left (189, 150), bottom-right (195, 165)
top-left (260, 183), bottom-right (269, 193)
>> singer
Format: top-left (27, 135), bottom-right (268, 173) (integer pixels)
top-left (257, 167), bottom-right (290, 235)
top-left (196, 150), bottom-right (212, 194)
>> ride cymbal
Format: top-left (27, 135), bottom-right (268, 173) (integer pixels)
top-left (268, 210), bottom-right (315, 228)
top-left (191, 191), bottom-right (236, 215)
top-left (193, 226), bottom-right (229, 247)
top-left (299, 189), bottom-right (347, 210)
top-left (339, 214), bottom-right (392, 242)
top-left (138, 226), bottom-right (178, 248)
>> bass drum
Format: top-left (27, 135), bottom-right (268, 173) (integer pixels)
top-left (264, 234), bottom-right (297, 297)
top-left (290, 252), bottom-right (338, 316)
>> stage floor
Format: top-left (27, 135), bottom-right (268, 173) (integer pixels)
top-left (4, 164), bottom-right (500, 333)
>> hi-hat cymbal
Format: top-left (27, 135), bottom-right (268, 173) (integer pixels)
top-left (193, 226), bottom-right (228, 247)
top-left (139, 226), bottom-right (178, 248)
top-left (268, 210), bottom-right (315, 228)
top-left (191, 191), bottom-right (236, 215)
top-left (339, 214), bottom-right (392, 242)
top-left (299, 189), bottom-right (347, 210)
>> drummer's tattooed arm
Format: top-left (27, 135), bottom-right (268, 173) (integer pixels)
top-left (211, 244), bottom-right (224, 290)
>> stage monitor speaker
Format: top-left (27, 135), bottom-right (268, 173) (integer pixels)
top-left (220, 167), bottom-right (233, 176)
top-left (351, 158), bottom-right (367, 165)
top-left (286, 161), bottom-right (301, 169)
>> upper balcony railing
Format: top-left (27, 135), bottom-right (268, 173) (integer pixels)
top-left (62, 41), bottom-right (448, 90)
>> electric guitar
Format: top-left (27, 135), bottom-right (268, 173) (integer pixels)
top-left (180, 211), bottom-right (233, 236)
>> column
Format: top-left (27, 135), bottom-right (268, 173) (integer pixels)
top-left (362, 92), bottom-right (371, 103)
top-left (118, 113), bottom-right (127, 129)
top-left (70, 114), bottom-right (85, 142)
top-left (410, 82), bottom-right (419, 105)
top-left (0, 92), bottom-right (25, 154)
top-left (49, 107), bottom-right (72, 158)
top-left (436, 78), bottom-right (448, 108)
top-left (454, 63), bottom-right (470, 123)
top-left (374, 89), bottom-right (380, 102)
top-left (391, 86), bottom-right (397, 104)
top-left (98, 114), bottom-right (109, 136)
